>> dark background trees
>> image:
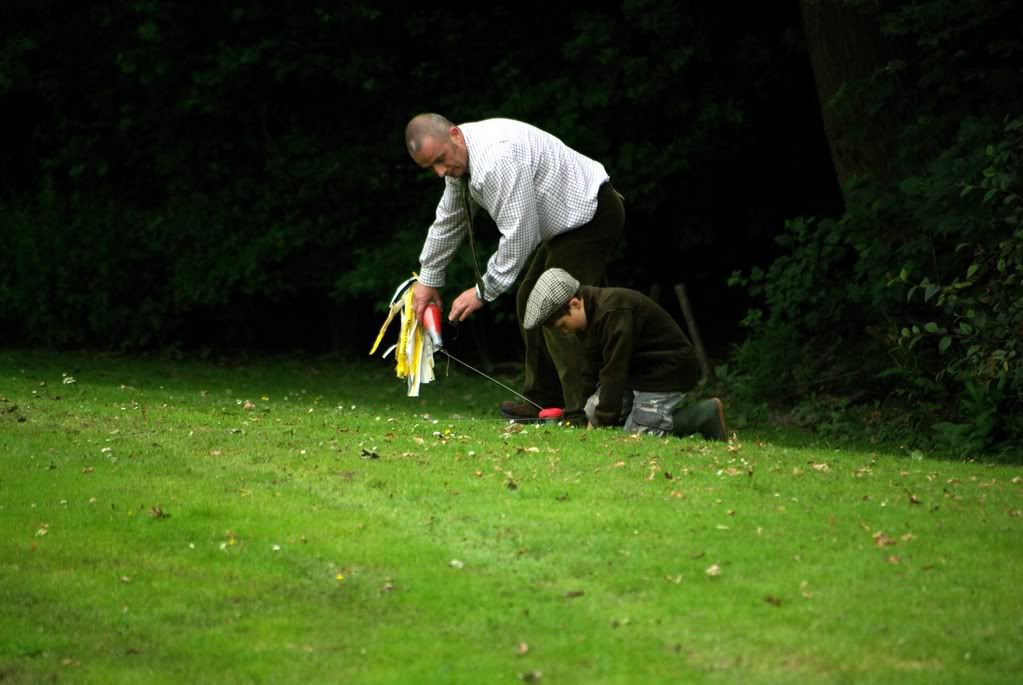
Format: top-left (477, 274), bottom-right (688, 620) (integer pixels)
top-left (1, 1), bottom-right (1019, 451)
top-left (0, 1), bottom-right (834, 351)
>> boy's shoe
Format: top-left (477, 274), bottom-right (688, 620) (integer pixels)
top-left (672, 398), bottom-right (728, 441)
top-left (500, 400), bottom-right (540, 421)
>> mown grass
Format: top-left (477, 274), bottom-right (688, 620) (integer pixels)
top-left (1, 349), bottom-right (1021, 684)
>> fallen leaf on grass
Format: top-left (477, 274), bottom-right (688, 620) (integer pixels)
top-left (82, 466), bottom-right (94, 474)
top-left (149, 507), bottom-right (169, 519)
top-left (517, 642), bottom-right (529, 656)
top-left (887, 555), bottom-right (901, 565)
top-left (873, 531), bottom-right (897, 548)
top-left (705, 563), bottom-right (721, 577)
top-left (35, 524), bottom-right (49, 537)
top-left (1009, 509), bottom-right (1022, 518)
top-left (449, 559), bottom-right (464, 569)
top-left (905, 489), bottom-right (922, 505)
top-left (519, 670), bottom-right (543, 683)
top-left (811, 463), bottom-right (830, 473)
top-left (800, 581), bottom-right (813, 598)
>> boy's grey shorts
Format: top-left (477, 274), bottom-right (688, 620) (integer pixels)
top-left (584, 389), bottom-right (685, 436)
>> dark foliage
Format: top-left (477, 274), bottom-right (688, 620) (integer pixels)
top-left (728, 0), bottom-right (1022, 454)
top-left (0, 1), bottom-right (833, 353)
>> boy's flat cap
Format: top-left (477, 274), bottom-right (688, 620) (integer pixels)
top-left (523, 268), bottom-right (580, 330)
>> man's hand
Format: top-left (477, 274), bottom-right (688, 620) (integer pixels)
top-left (448, 287), bottom-right (484, 322)
top-left (413, 283), bottom-right (442, 322)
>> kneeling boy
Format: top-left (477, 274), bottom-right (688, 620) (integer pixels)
top-left (523, 268), bottom-right (727, 440)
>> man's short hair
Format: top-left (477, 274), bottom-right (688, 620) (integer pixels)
top-left (405, 113), bottom-right (453, 155)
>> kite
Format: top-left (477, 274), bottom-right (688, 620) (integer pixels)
top-left (369, 274), bottom-right (437, 397)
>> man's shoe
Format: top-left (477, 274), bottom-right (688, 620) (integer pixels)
top-left (500, 400), bottom-right (539, 422)
top-left (672, 398), bottom-right (728, 441)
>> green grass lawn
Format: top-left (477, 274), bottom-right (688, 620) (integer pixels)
top-left (1, 349), bottom-right (1021, 684)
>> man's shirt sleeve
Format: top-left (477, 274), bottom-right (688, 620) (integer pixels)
top-left (418, 177), bottom-right (468, 288)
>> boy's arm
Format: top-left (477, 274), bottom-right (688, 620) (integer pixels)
top-left (592, 310), bottom-right (635, 427)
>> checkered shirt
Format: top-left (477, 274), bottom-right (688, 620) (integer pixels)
top-left (417, 118), bottom-right (608, 301)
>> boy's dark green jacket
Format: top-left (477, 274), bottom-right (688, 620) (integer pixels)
top-left (578, 285), bottom-right (701, 426)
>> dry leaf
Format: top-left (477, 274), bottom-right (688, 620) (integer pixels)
top-left (705, 563), bottom-right (721, 577)
top-left (887, 554), bottom-right (901, 565)
top-left (811, 463), bottom-right (830, 473)
top-left (517, 642), bottom-right (529, 656)
top-left (149, 506), bottom-right (169, 519)
top-left (873, 531), bottom-right (897, 548)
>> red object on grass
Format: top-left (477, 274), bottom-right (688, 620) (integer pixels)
top-left (538, 407), bottom-right (563, 420)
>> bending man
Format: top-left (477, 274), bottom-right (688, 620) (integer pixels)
top-left (406, 113), bottom-right (624, 420)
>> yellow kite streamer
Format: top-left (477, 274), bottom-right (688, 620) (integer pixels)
top-left (369, 275), bottom-right (437, 396)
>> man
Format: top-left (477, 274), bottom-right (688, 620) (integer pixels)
top-left (405, 113), bottom-right (624, 420)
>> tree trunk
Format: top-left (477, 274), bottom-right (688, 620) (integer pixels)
top-left (799, 0), bottom-right (911, 200)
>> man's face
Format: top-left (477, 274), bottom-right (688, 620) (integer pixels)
top-left (412, 127), bottom-right (468, 178)
top-left (550, 298), bottom-right (587, 335)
